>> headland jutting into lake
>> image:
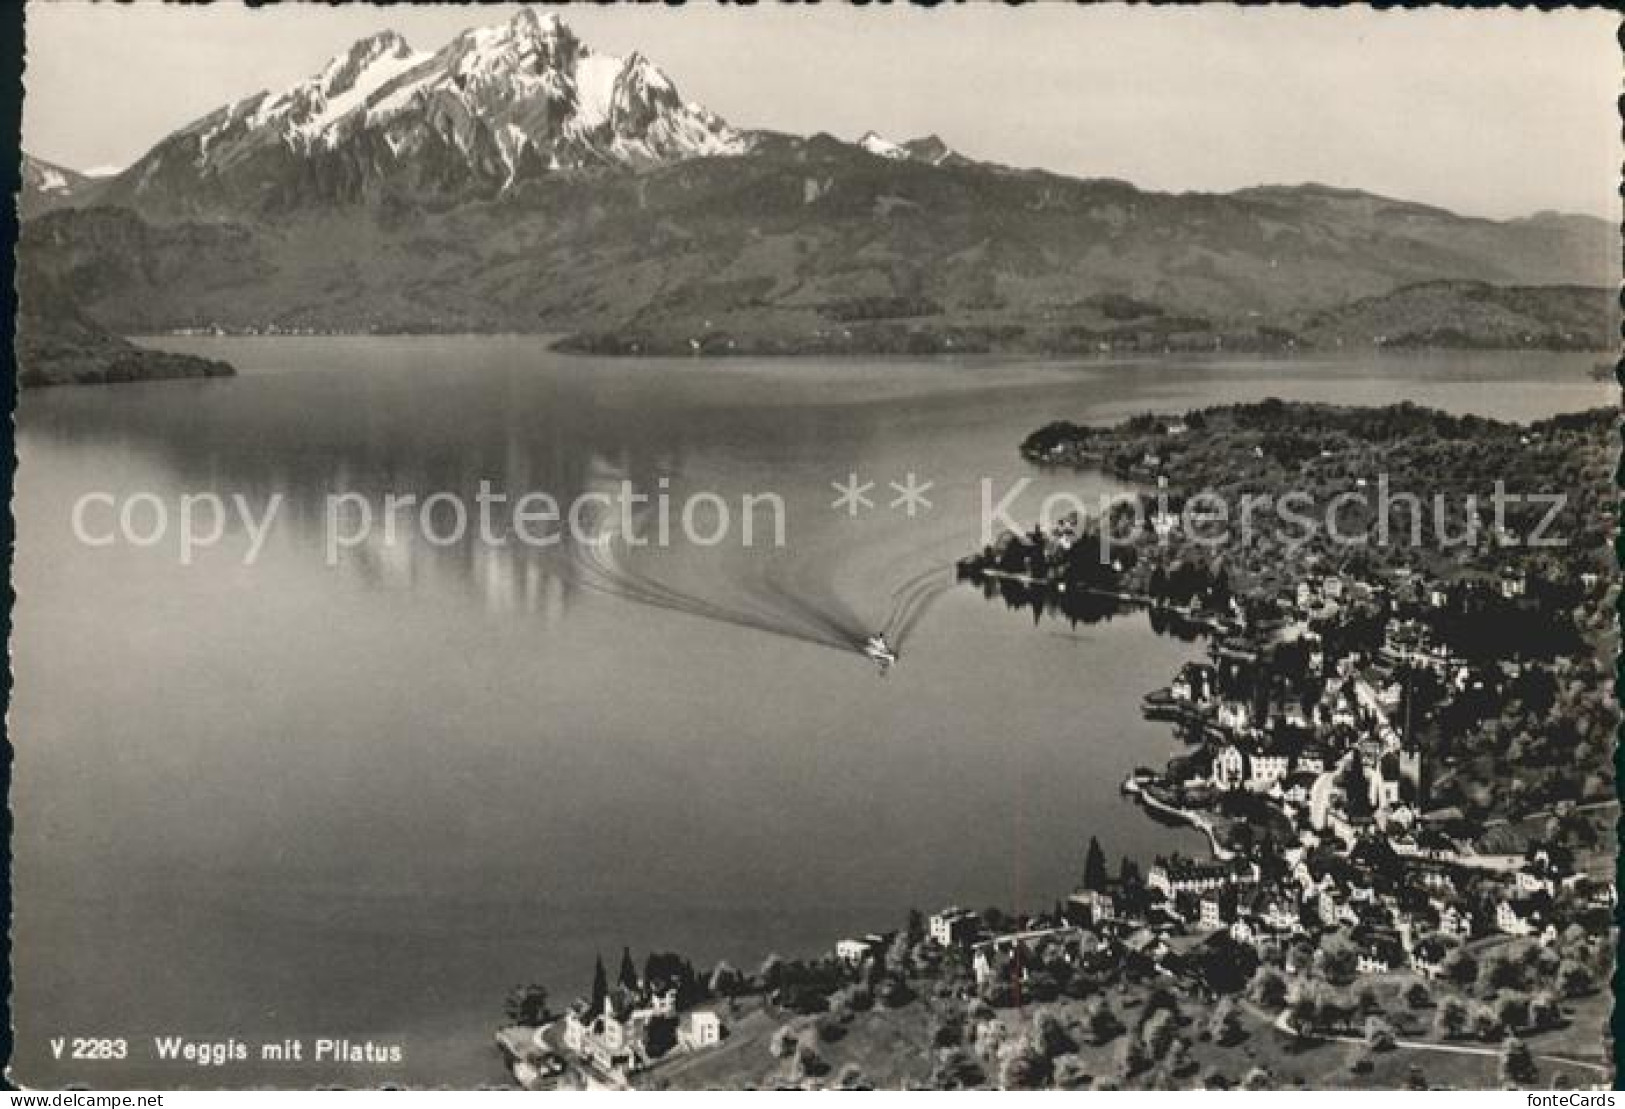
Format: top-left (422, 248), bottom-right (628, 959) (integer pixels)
top-left (497, 400), bottom-right (1616, 1090)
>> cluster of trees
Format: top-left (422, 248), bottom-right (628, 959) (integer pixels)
top-left (976, 938), bottom-right (1106, 1009)
top-left (1228, 400), bottom-right (1506, 443)
top-left (1284, 981), bottom-right (1374, 1038)
top-left (1073, 837), bottom-right (1153, 917)
top-left (1391, 638), bottom-right (1613, 822)
top-left (1243, 934), bottom-right (1576, 1089)
top-left (764, 911), bottom-right (940, 1020)
top-left (1433, 937), bottom-right (1600, 1007)
top-left (1021, 420), bottom-right (1095, 460)
top-left (1203, 636), bottom-right (1329, 729)
top-left (1034, 400), bottom-right (1612, 545)
top-left (1146, 560), bottom-right (1231, 611)
top-left (759, 953), bottom-right (852, 1014)
top-left (504, 983), bottom-right (552, 1027)
top-left (1423, 586), bottom-right (1584, 664)
top-left (1278, 959), bottom-right (1569, 1048)
top-left (1018, 401), bottom-right (1614, 615)
top-left (975, 988), bottom-right (1210, 1091)
top-left (962, 522), bottom-right (1139, 594)
top-left (1111, 988), bottom-right (1204, 1086)
top-left (768, 1022), bottom-right (831, 1084)
top-left (1428, 993), bottom-right (1564, 1043)
top-left (579, 947), bottom-right (706, 1015)
top-left (508, 914), bottom-right (950, 1039)
top-left (967, 977), bottom-right (1297, 1090)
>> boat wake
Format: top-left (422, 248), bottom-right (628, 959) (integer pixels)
top-left (877, 563), bottom-right (955, 651)
top-left (564, 512), bottom-right (954, 660)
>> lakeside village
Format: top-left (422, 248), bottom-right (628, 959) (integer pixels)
top-left (496, 401), bottom-right (1617, 1090)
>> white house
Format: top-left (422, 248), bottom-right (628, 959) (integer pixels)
top-left (1496, 896), bottom-right (1550, 937)
top-left (835, 934), bottom-right (888, 966)
top-left (1260, 897), bottom-right (1302, 934)
top-left (1148, 857), bottom-right (1244, 897)
top-left (929, 907), bottom-right (981, 948)
top-left (1435, 902), bottom-right (1474, 939)
top-left (679, 1010), bottom-right (724, 1051)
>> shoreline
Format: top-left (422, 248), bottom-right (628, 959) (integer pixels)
top-left (135, 328), bottom-right (1615, 361)
top-left (1119, 773), bottom-right (1237, 861)
top-left (496, 398), bottom-right (1617, 1089)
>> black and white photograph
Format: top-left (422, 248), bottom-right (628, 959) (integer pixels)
top-left (5, 0), bottom-right (1620, 1093)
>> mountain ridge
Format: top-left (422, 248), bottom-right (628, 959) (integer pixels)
top-left (16, 9), bottom-right (1618, 367)
top-left (19, 153), bottom-right (94, 217)
top-left (91, 7), bottom-right (747, 216)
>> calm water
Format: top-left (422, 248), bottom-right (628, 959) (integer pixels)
top-left (10, 341), bottom-right (1611, 1086)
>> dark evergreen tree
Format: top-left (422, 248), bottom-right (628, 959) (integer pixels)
top-left (618, 946), bottom-right (639, 992)
top-left (590, 954), bottom-right (609, 1013)
top-left (1149, 565), bottom-right (1169, 601)
top-left (1083, 836), bottom-right (1110, 892)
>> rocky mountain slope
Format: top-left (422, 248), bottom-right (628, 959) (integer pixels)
top-left (857, 132), bottom-right (970, 167)
top-left (18, 153), bottom-right (94, 218)
top-left (93, 9), bottom-right (745, 216)
top-left (17, 9), bottom-right (1617, 359)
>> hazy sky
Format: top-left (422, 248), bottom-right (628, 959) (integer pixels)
top-left (21, 1), bottom-right (1621, 220)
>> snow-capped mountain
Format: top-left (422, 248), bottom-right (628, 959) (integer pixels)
top-left (23, 9), bottom-right (1611, 358)
top-left (102, 8), bottom-right (748, 213)
top-left (855, 131), bottom-right (967, 167)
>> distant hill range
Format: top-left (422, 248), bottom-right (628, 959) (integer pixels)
top-left (15, 261), bottom-right (231, 387)
top-left (16, 8), bottom-right (1619, 380)
top-left (1296, 281), bottom-right (1614, 352)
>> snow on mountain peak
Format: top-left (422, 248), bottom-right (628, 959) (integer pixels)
top-left (858, 131), bottom-right (908, 160)
top-left (115, 10), bottom-right (749, 209)
top-left (619, 51), bottom-right (672, 92)
top-left (234, 29), bottom-right (431, 148)
top-left (858, 130), bottom-right (963, 166)
top-left (341, 10), bottom-right (739, 160)
top-left (608, 52), bottom-right (682, 129)
top-left (323, 30), bottom-right (415, 95)
top-left (448, 6), bottom-right (584, 82)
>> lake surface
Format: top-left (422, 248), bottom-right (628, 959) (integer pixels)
top-left (10, 342), bottom-right (1610, 1086)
